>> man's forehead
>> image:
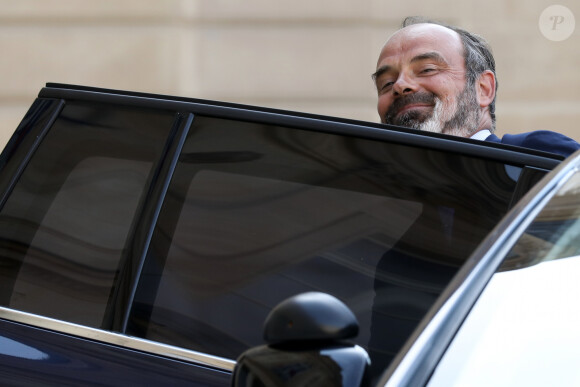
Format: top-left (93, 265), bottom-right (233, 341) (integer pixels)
top-left (377, 23), bottom-right (463, 66)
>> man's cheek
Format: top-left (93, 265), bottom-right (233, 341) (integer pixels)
top-left (377, 99), bottom-right (390, 121)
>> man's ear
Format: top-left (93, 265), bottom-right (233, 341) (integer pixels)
top-left (476, 70), bottom-right (496, 108)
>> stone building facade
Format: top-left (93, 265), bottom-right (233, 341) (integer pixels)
top-left (1, 0), bottom-right (579, 147)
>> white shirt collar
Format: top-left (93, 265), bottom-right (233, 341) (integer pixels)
top-left (470, 129), bottom-right (491, 141)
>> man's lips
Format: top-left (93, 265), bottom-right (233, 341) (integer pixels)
top-left (384, 92), bottom-right (437, 124)
top-left (396, 103), bottom-right (433, 116)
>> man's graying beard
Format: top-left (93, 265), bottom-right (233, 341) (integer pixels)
top-left (383, 85), bottom-right (481, 137)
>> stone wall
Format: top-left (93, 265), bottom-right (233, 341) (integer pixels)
top-left (1, 0), bottom-right (579, 147)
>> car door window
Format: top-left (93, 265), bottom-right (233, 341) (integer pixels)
top-left (127, 115), bottom-right (529, 380)
top-left (0, 101), bottom-right (174, 328)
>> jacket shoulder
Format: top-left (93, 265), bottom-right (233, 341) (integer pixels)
top-left (492, 130), bottom-right (580, 158)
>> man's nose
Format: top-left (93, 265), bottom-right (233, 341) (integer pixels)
top-left (392, 75), bottom-right (416, 96)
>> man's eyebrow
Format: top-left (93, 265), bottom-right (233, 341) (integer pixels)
top-left (371, 65), bottom-right (391, 82)
top-left (371, 52), bottom-right (447, 82)
top-left (410, 51), bottom-right (448, 65)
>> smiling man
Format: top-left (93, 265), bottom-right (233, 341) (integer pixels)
top-left (368, 17), bottom-right (580, 384)
top-left (373, 17), bottom-right (580, 157)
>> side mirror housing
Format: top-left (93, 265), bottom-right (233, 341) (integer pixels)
top-left (232, 292), bottom-right (370, 387)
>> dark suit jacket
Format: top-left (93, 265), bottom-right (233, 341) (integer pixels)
top-left (486, 130), bottom-right (580, 158)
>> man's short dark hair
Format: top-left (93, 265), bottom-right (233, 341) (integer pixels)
top-left (402, 16), bottom-right (497, 129)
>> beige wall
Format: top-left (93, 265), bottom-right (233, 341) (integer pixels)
top-left (1, 0), bottom-right (579, 148)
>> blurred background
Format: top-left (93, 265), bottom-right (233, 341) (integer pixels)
top-left (1, 0), bottom-right (579, 147)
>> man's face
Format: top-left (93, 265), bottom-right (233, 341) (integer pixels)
top-left (374, 23), bottom-right (480, 137)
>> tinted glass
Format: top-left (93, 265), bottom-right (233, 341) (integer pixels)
top-left (0, 101), bottom-right (174, 328)
top-left (129, 115), bottom-right (526, 378)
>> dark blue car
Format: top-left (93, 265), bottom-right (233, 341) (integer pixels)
top-left (0, 84), bottom-right (574, 386)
